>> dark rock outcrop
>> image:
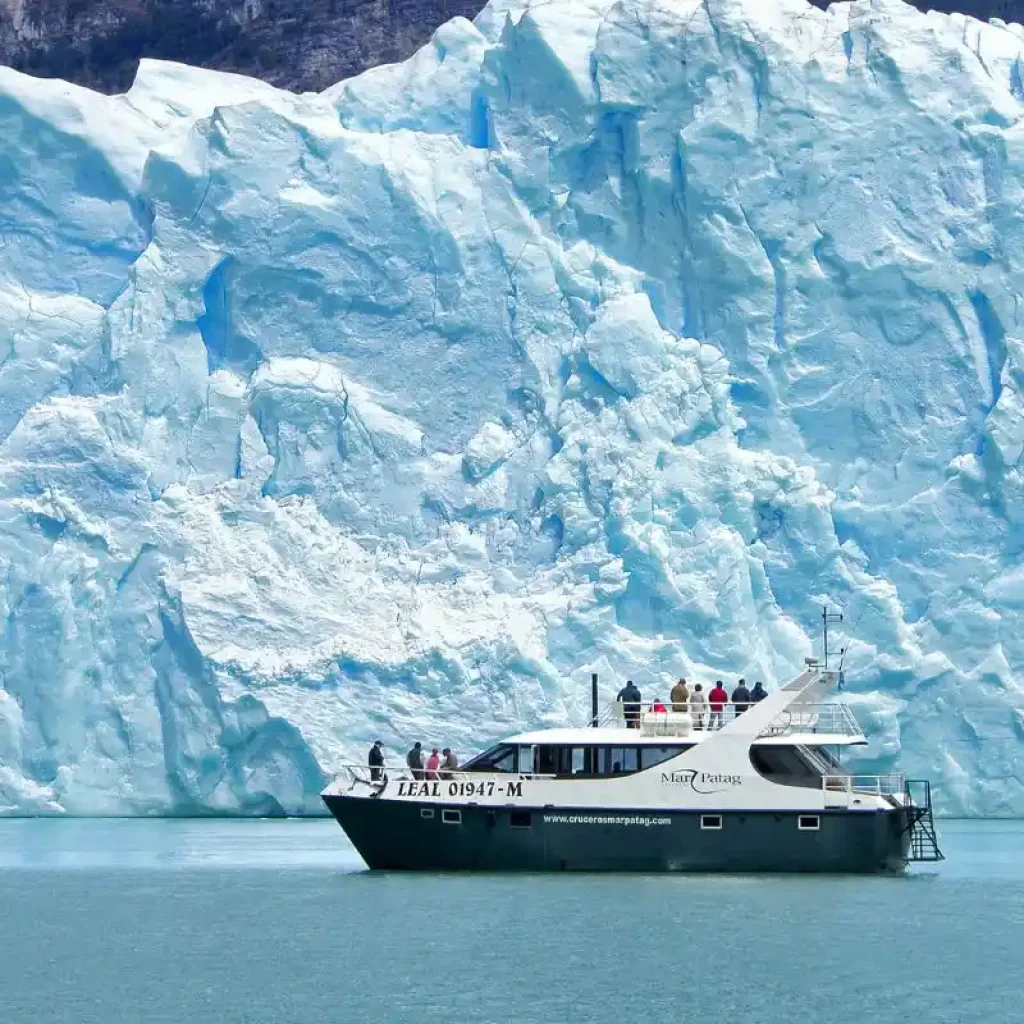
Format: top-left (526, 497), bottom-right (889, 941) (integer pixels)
top-left (0, 0), bottom-right (483, 93)
top-left (1, 0), bottom-right (1022, 95)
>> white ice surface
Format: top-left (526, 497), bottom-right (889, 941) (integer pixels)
top-left (2, 0), bottom-right (1024, 815)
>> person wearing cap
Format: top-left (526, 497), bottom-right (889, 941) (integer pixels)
top-left (368, 740), bottom-right (385, 781)
top-left (440, 747), bottom-right (458, 779)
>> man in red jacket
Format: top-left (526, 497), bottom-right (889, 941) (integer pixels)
top-left (708, 681), bottom-right (729, 730)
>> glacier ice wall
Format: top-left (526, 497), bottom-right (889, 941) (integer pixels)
top-left (2, 0), bottom-right (1024, 815)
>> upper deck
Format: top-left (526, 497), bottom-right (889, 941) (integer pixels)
top-left (505, 699), bottom-right (865, 747)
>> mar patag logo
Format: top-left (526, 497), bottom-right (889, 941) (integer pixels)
top-left (660, 769), bottom-right (742, 794)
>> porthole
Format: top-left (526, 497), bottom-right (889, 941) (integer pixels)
top-left (510, 811), bottom-right (532, 829)
top-left (700, 814), bottom-right (723, 831)
top-left (798, 815), bottom-right (820, 831)
top-left (442, 808), bottom-right (462, 825)
top-left (420, 808), bottom-right (435, 819)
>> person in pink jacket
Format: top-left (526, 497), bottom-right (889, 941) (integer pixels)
top-left (425, 748), bottom-right (441, 780)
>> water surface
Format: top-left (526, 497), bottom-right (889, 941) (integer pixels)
top-left (0, 818), bottom-right (1019, 1023)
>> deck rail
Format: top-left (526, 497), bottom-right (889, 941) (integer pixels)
top-left (822, 773), bottom-right (905, 806)
top-left (759, 702), bottom-right (863, 738)
top-left (332, 765), bottom-right (557, 791)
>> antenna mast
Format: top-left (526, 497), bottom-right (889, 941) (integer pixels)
top-left (822, 605), bottom-right (844, 670)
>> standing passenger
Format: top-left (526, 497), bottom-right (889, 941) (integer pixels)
top-left (732, 678), bottom-right (751, 716)
top-left (440, 747), bottom-right (458, 779)
top-left (617, 680), bottom-right (643, 729)
top-left (407, 742), bottom-right (425, 779)
top-left (426, 748), bottom-right (441, 780)
top-left (670, 677), bottom-right (690, 713)
top-left (690, 684), bottom-right (707, 729)
top-left (708, 681), bottom-right (729, 730)
top-left (750, 681), bottom-right (768, 703)
top-left (368, 739), bottom-right (385, 781)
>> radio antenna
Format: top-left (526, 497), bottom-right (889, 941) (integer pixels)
top-left (822, 605), bottom-right (844, 672)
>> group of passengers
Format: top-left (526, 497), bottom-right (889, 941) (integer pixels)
top-left (616, 677), bottom-right (768, 730)
top-left (367, 740), bottom-right (461, 781)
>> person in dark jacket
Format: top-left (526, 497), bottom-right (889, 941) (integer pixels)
top-left (368, 740), bottom-right (385, 781)
top-left (732, 678), bottom-right (752, 716)
top-left (407, 742), bottom-right (425, 779)
top-left (750, 681), bottom-right (768, 703)
top-left (617, 680), bottom-right (642, 728)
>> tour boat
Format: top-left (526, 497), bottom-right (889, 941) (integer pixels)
top-left (321, 660), bottom-right (943, 872)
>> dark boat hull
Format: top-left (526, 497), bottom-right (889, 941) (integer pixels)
top-left (323, 795), bottom-right (912, 873)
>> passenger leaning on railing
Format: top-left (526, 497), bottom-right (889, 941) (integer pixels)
top-left (616, 680), bottom-right (643, 729)
top-left (368, 740), bottom-right (385, 781)
top-left (690, 683), bottom-right (706, 729)
top-left (407, 742), bottom-right (425, 779)
top-left (732, 678), bottom-right (751, 716)
top-left (670, 677), bottom-right (689, 712)
top-left (440, 748), bottom-right (458, 779)
top-left (708, 681), bottom-right (729, 730)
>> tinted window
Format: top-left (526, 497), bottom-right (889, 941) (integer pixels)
top-left (640, 746), bottom-right (690, 769)
top-left (750, 746), bottom-right (822, 789)
top-left (536, 746), bottom-right (557, 775)
top-left (603, 747), bottom-right (639, 774)
top-left (463, 744), bottom-right (516, 773)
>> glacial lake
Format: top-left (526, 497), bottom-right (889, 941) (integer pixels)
top-left (0, 818), bottom-right (1020, 1023)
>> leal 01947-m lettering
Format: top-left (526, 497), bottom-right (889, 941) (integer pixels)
top-left (396, 779), bottom-right (523, 799)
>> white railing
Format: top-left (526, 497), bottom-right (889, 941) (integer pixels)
top-left (331, 765), bottom-right (557, 791)
top-left (598, 702), bottom-right (703, 736)
top-left (759, 703), bottom-right (863, 738)
top-left (822, 773), bottom-right (905, 798)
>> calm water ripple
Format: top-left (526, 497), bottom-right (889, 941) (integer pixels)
top-left (0, 818), bottom-right (1020, 1023)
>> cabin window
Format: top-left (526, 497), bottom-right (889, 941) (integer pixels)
top-left (640, 746), bottom-right (690, 770)
top-left (603, 747), bottom-right (640, 774)
top-left (420, 808), bottom-right (435, 819)
top-left (798, 815), bottom-right (820, 831)
top-left (536, 746), bottom-right (557, 776)
top-left (442, 809), bottom-right (462, 825)
top-left (552, 747), bottom-right (590, 775)
top-left (750, 746), bottom-right (827, 789)
top-left (517, 746), bottom-right (535, 775)
top-left (510, 811), bottom-right (532, 829)
top-left (463, 744), bottom-right (516, 773)
top-left (700, 815), bottom-right (723, 830)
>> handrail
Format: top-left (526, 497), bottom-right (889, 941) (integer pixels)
top-left (596, 700), bottom-right (863, 737)
top-left (759, 703), bottom-right (863, 738)
top-left (333, 765), bottom-right (558, 789)
top-left (822, 773), bottom-right (905, 796)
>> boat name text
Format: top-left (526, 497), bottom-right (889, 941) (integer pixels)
top-left (396, 779), bottom-right (523, 799)
top-left (661, 769), bottom-right (742, 793)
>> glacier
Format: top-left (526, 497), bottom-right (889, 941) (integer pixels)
top-left (2, 0), bottom-right (1024, 816)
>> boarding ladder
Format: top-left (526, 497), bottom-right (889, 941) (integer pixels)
top-left (902, 779), bottom-right (944, 862)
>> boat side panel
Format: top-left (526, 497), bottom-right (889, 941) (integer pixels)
top-left (322, 796), bottom-right (911, 873)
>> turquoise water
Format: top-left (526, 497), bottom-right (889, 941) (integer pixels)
top-left (0, 819), bottom-right (1020, 1023)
